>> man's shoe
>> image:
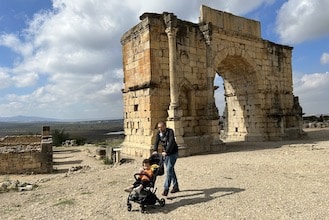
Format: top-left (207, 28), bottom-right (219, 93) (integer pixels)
top-left (162, 189), bottom-right (169, 196)
top-left (170, 187), bottom-right (180, 193)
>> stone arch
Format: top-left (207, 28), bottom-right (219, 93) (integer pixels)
top-left (212, 47), bottom-right (263, 141)
top-left (120, 5), bottom-right (304, 157)
top-left (212, 46), bottom-right (261, 82)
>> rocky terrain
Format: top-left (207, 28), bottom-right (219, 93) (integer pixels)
top-left (1, 128), bottom-right (329, 220)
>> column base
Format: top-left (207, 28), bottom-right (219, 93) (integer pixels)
top-left (178, 145), bottom-right (190, 157)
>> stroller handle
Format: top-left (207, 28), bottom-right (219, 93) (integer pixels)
top-left (150, 153), bottom-right (165, 160)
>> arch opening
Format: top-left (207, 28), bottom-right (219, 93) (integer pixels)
top-left (214, 74), bottom-right (225, 136)
top-left (215, 55), bottom-right (260, 141)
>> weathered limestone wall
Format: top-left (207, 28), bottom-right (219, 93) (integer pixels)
top-left (203, 7), bottom-right (301, 141)
top-left (201, 5), bottom-right (302, 141)
top-left (121, 13), bottom-right (222, 157)
top-left (0, 135), bottom-right (41, 147)
top-left (0, 128), bottom-right (53, 174)
top-left (200, 5), bottom-right (261, 38)
top-left (120, 5), bottom-right (304, 157)
top-left (121, 16), bottom-right (155, 157)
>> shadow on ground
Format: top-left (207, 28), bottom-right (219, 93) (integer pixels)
top-left (140, 187), bottom-right (245, 214)
top-left (222, 128), bottom-right (329, 153)
top-left (52, 147), bottom-right (84, 173)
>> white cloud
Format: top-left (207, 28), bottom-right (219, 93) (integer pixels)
top-left (0, 0), bottom-right (130, 119)
top-left (219, 0), bottom-right (275, 15)
top-left (0, 102), bottom-right (25, 115)
top-left (320, 52), bottom-right (329, 65)
top-left (275, 0), bottom-right (329, 44)
top-left (12, 72), bottom-right (39, 87)
top-left (122, 0), bottom-right (275, 22)
top-left (0, 34), bottom-right (33, 57)
top-left (214, 75), bottom-right (225, 116)
top-left (294, 72), bottom-right (329, 115)
top-left (300, 72), bottom-right (329, 89)
top-left (0, 0), bottom-right (289, 119)
top-left (0, 69), bottom-right (12, 89)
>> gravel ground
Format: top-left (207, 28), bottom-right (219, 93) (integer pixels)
top-left (1, 128), bottom-right (329, 220)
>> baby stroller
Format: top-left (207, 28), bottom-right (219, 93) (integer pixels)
top-left (126, 153), bottom-right (165, 213)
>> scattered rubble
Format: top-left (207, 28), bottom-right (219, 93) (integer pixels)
top-left (0, 180), bottom-right (37, 193)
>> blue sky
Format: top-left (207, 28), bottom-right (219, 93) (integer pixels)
top-left (0, 0), bottom-right (328, 120)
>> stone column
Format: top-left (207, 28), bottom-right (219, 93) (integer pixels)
top-left (41, 126), bottom-right (53, 173)
top-left (200, 22), bottom-right (224, 149)
top-left (164, 13), bottom-right (189, 156)
top-left (166, 27), bottom-right (178, 108)
top-left (164, 13), bottom-right (181, 119)
top-left (200, 23), bottom-right (217, 119)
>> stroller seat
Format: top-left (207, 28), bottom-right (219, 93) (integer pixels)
top-left (126, 154), bottom-right (165, 213)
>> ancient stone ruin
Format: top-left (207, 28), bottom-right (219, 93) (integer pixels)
top-left (120, 5), bottom-right (304, 157)
top-left (0, 126), bottom-right (53, 174)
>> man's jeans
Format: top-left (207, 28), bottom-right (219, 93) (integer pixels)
top-left (164, 152), bottom-right (178, 190)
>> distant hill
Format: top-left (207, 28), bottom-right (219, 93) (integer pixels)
top-left (0, 116), bottom-right (60, 122)
top-left (0, 118), bottom-right (124, 143)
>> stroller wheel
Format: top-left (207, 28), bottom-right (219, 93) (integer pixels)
top-left (140, 205), bottom-right (145, 213)
top-left (159, 198), bottom-right (165, 207)
top-left (127, 203), bottom-right (132, 211)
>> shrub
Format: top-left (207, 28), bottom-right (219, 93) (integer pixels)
top-left (52, 129), bottom-right (70, 146)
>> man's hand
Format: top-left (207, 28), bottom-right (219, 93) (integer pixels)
top-left (152, 151), bottom-right (158, 155)
top-left (162, 152), bottom-right (167, 157)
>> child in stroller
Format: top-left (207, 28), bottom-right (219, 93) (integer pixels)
top-left (124, 158), bottom-right (153, 194)
top-left (125, 154), bottom-right (165, 213)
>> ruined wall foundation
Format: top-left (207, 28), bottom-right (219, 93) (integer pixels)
top-left (0, 126), bottom-right (53, 174)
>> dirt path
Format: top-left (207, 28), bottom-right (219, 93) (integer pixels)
top-left (1, 128), bottom-right (329, 220)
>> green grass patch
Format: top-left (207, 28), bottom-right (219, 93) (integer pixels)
top-left (53, 199), bottom-right (75, 206)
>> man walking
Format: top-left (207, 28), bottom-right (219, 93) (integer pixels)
top-left (153, 121), bottom-right (180, 196)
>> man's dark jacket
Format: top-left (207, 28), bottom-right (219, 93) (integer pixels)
top-left (153, 128), bottom-right (178, 155)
